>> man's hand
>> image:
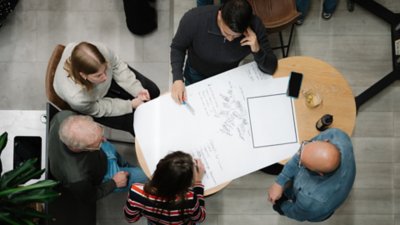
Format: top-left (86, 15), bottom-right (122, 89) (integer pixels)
top-left (171, 80), bottom-right (186, 104)
top-left (268, 182), bottom-right (284, 204)
top-left (112, 171), bottom-right (129, 188)
top-left (137, 89), bottom-right (150, 101)
top-left (240, 27), bottom-right (260, 53)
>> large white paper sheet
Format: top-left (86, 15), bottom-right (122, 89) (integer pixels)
top-left (247, 93), bottom-right (298, 148)
top-left (134, 62), bottom-right (300, 190)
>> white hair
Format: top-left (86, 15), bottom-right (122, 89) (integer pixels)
top-left (58, 115), bottom-right (99, 151)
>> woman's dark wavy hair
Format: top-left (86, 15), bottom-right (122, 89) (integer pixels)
top-left (144, 151), bottom-right (194, 201)
top-left (220, 0), bottom-right (253, 33)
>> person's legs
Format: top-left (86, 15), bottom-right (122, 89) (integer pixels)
top-left (322, 0), bottom-right (337, 19)
top-left (183, 60), bottom-right (206, 85)
top-left (116, 166), bottom-right (148, 192)
top-left (260, 163), bottom-right (284, 175)
top-left (96, 74), bottom-right (156, 136)
top-left (94, 112), bottom-right (135, 136)
top-left (323, 0), bottom-right (337, 14)
top-left (106, 79), bottom-right (135, 99)
top-left (101, 141), bottom-right (121, 183)
top-left (101, 142), bottom-right (148, 193)
top-left (296, 0), bottom-right (311, 23)
top-left (197, 0), bottom-right (214, 7)
top-left (128, 66), bottom-right (160, 99)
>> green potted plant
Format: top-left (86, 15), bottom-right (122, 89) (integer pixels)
top-left (0, 131), bottom-right (60, 225)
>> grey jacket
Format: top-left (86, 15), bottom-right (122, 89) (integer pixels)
top-left (54, 42), bottom-right (144, 117)
top-left (48, 110), bottom-right (116, 201)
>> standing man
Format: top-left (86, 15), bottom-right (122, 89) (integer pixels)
top-left (267, 128), bottom-right (356, 222)
top-left (170, 0), bottom-right (277, 104)
top-left (296, 0), bottom-right (338, 25)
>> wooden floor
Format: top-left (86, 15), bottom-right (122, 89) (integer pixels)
top-left (0, 0), bottom-right (399, 224)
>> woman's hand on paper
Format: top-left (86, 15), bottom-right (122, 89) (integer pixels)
top-left (193, 158), bottom-right (205, 183)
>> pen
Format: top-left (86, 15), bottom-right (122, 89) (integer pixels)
top-left (182, 100), bottom-right (195, 115)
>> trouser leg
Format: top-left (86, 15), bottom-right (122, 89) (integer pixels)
top-left (323, 0), bottom-right (338, 13)
top-left (296, 0), bottom-right (311, 20)
top-left (197, 0), bottom-right (214, 6)
top-left (128, 66), bottom-right (160, 99)
top-left (183, 60), bottom-right (206, 85)
top-left (93, 80), bottom-right (135, 135)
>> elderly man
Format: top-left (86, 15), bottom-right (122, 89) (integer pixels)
top-left (49, 110), bottom-right (147, 196)
top-left (267, 128), bottom-right (356, 222)
top-left (48, 110), bottom-right (147, 224)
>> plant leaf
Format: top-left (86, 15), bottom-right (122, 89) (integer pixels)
top-left (0, 211), bottom-right (20, 225)
top-left (0, 179), bottom-right (59, 198)
top-left (22, 219), bottom-right (35, 225)
top-left (0, 158), bottom-right (38, 189)
top-left (8, 168), bottom-right (45, 187)
top-left (0, 132), bottom-right (8, 154)
top-left (20, 218), bottom-right (36, 225)
top-left (8, 189), bottom-right (60, 204)
top-left (3, 205), bottom-right (51, 219)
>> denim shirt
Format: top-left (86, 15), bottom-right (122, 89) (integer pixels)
top-left (275, 128), bottom-right (356, 222)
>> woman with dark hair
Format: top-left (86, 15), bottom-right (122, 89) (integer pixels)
top-left (53, 41), bottom-right (160, 136)
top-left (124, 151), bottom-right (206, 225)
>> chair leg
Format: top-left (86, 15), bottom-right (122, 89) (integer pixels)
top-left (285, 24), bottom-right (296, 57)
top-left (278, 31), bottom-right (285, 57)
top-left (273, 23), bottom-right (296, 58)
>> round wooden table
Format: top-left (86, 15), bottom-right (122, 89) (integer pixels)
top-left (135, 56), bottom-right (356, 195)
top-left (275, 56), bottom-right (356, 140)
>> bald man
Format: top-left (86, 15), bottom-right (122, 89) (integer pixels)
top-left (267, 128), bottom-right (356, 222)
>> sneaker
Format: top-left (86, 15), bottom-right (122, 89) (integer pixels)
top-left (322, 12), bottom-right (332, 20)
top-left (295, 18), bottom-right (304, 25)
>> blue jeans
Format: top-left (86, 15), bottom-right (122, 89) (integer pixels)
top-left (296, 0), bottom-right (337, 19)
top-left (183, 61), bottom-right (205, 85)
top-left (101, 141), bottom-right (148, 192)
top-left (148, 221), bottom-right (199, 225)
top-left (197, 0), bottom-right (213, 6)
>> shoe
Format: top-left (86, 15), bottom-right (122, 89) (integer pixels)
top-left (322, 12), bottom-right (332, 20)
top-left (295, 18), bottom-right (304, 25)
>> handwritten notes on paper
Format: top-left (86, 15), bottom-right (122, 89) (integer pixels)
top-left (134, 62), bottom-right (300, 190)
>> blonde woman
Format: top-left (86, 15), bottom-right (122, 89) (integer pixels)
top-left (54, 42), bottom-right (160, 135)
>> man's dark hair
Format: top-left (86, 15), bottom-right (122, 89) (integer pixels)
top-left (221, 0), bottom-right (253, 33)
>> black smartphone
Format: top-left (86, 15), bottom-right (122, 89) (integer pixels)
top-left (287, 71), bottom-right (303, 98)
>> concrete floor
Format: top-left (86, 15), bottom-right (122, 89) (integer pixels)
top-left (1, 0), bottom-right (400, 224)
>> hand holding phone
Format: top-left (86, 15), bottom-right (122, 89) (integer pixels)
top-left (287, 71), bottom-right (303, 98)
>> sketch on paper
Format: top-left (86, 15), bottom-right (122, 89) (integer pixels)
top-left (134, 62), bottom-right (300, 191)
top-left (191, 140), bottom-right (222, 186)
top-left (198, 81), bottom-right (250, 141)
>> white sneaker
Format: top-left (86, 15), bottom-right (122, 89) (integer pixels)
top-left (322, 12), bottom-right (332, 20)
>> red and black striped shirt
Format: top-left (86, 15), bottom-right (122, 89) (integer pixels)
top-left (124, 183), bottom-right (206, 225)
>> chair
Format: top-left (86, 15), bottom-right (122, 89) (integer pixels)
top-left (248, 0), bottom-right (300, 57)
top-left (45, 45), bottom-right (133, 144)
top-left (45, 44), bottom-right (71, 111)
